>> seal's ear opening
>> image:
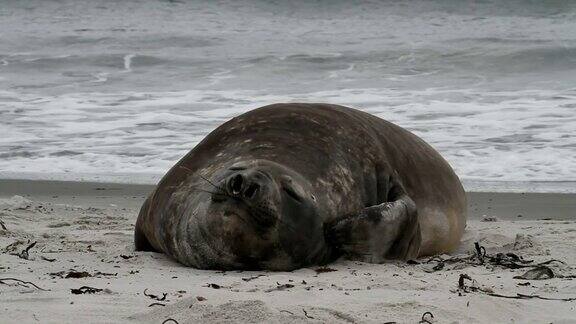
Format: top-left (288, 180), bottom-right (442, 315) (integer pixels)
top-left (279, 175), bottom-right (305, 203)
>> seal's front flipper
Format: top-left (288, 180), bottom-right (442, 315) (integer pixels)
top-left (326, 195), bottom-right (421, 263)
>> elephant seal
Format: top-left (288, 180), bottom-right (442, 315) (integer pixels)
top-left (135, 103), bottom-right (466, 270)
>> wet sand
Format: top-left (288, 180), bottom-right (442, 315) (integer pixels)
top-left (1, 179), bottom-right (574, 220)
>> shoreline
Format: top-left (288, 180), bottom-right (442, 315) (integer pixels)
top-left (1, 178), bottom-right (574, 221)
top-left (2, 172), bottom-right (576, 194)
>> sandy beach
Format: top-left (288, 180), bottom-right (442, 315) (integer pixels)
top-left (2, 1), bottom-right (576, 323)
top-left (0, 179), bottom-right (575, 323)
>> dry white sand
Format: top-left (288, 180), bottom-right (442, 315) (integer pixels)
top-left (1, 182), bottom-right (575, 324)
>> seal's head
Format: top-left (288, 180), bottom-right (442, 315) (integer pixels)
top-left (180, 160), bottom-right (333, 270)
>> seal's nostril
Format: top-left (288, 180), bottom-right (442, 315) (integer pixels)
top-left (244, 183), bottom-right (259, 199)
top-left (230, 174), bottom-right (244, 195)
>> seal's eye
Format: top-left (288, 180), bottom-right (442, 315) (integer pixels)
top-left (282, 186), bottom-right (303, 203)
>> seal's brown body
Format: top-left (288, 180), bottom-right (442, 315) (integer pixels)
top-left (135, 103), bottom-right (466, 270)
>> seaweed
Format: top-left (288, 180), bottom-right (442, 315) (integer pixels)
top-left (265, 283), bottom-right (295, 292)
top-left (302, 309), bottom-right (314, 319)
top-left (425, 242), bottom-right (565, 276)
top-left (315, 267), bottom-right (337, 274)
top-left (419, 311), bottom-right (434, 324)
top-left (70, 286), bottom-right (103, 294)
top-left (143, 288), bottom-right (167, 301)
top-left (241, 274), bottom-right (264, 282)
top-left (161, 319), bottom-right (179, 324)
top-left (10, 241), bottom-right (37, 260)
top-left (457, 273), bottom-right (576, 301)
top-left (0, 277), bottom-right (49, 291)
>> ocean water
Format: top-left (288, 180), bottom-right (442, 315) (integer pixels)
top-left (1, 1), bottom-right (575, 192)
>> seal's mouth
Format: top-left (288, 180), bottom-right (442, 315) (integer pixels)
top-left (212, 196), bottom-right (278, 232)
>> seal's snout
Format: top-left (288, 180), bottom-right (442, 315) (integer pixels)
top-left (229, 173), bottom-right (244, 195)
top-left (226, 171), bottom-right (262, 201)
